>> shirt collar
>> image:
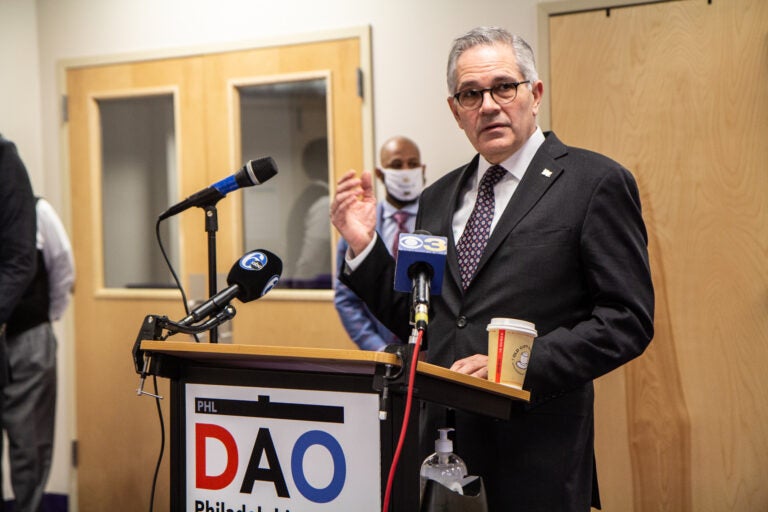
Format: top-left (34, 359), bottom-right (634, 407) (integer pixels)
top-left (476, 126), bottom-right (546, 181)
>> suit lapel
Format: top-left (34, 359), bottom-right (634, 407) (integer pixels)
top-left (472, 133), bottom-right (568, 285)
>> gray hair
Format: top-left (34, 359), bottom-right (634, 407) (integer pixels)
top-left (446, 27), bottom-right (538, 94)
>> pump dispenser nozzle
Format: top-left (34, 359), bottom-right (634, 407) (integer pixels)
top-left (436, 427), bottom-right (454, 454)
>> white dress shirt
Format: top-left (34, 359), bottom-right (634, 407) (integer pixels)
top-left (36, 198), bottom-right (75, 321)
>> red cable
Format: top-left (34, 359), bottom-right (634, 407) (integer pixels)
top-left (381, 330), bottom-right (423, 512)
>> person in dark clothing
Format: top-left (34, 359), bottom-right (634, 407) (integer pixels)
top-left (0, 134), bottom-right (39, 511)
top-left (0, 134), bottom-right (37, 383)
top-left (4, 195), bottom-right (74, 512)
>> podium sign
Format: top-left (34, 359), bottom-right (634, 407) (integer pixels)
top-left (185, 383), bottom-right (380, 510)
top-left (137, 340), bottom-right (529, 511)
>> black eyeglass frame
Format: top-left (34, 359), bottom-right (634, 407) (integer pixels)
top-left (452, 80), bottom-right (531, 110)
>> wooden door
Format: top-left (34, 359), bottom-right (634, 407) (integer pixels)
top-left (67, 56), bottom-right (205, 511)
top-left (549, 1), bottom-right (768, 510)
top-left (66, 33), bottom-right (367, 511)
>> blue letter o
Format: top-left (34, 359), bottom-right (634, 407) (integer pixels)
top-left (291, 430), bottom-right (346, 503)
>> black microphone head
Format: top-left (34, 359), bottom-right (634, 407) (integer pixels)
top-left (238, 157), bottom-right (278, 187)
top-left (227, 249), bottom-right (283, 303)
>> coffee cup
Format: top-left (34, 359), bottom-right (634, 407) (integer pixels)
top-left (486, 318), bottom-right (537, 388)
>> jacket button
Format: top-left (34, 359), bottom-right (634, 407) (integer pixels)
top-left (456, 316), bottom-right (467, 328)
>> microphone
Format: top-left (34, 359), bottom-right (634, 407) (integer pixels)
top-left (158, 157), bottom-right (278, 220)
top-left (393, 231), bottom-right (447, 330)
top-left (178, 249), bottom-right (282, 326)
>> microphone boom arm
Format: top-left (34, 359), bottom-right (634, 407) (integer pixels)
top-left (131, 305), bottom-right (237, 398)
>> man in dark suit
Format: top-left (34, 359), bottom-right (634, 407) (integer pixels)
top-left (0, 134), bottom-right (38, 512)
top-left (331, 27), bottom-right (654, 511)
top-left (0, 134), bottom-right (37, 386)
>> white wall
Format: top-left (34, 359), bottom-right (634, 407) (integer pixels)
top-left (0, 0), bottom-right (73, 500)
top-left (0, 0), bottom-right (44, 186)
top-left (0, 0), bottom-right (545, 502)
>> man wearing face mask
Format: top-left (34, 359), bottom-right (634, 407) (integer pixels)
top-left (334, 136), bottom-right (425, 350)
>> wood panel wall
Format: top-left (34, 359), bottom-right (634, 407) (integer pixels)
top-left (549, 0), bottom-right (768, 510)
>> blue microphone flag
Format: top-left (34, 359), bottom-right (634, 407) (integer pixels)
top-left (393, 233), bottom-right (447, 294)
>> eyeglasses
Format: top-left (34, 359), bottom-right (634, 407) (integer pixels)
top-left (452, 81), bottom-right (531, 110)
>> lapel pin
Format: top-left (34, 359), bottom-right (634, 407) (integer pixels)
top-left (541, 168), bottom-right (553, 178)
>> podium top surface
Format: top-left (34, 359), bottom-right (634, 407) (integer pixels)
top-left (140, 340), bottom-right (529, 402)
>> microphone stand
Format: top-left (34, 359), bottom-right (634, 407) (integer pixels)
top-left (204, 204), bottom-right (219, 343)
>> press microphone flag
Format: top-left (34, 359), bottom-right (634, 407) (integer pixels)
top-left (178, 249), bottom-right (282, 326)
top-left (158, 157), bottom-right (278, 220)
top-left (394, 231), bottom-right (446, 332)
top-left (394, 232), bottom-right (447, 295)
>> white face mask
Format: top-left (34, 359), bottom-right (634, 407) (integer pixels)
top-left (381, 166), bottom-right (424, 202)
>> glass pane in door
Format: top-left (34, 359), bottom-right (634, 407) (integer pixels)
top-left (98, 94), bottom-right (178, 288)
top-left (239, 78), bottom-right (331, 289)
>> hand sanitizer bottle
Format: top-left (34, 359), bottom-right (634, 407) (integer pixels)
top-left (419, 427), bottom-right (468, 502)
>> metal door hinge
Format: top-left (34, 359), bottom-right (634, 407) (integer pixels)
top-left (61, 95), bottom-right (69, 123)
top-left (356, 68), bottom-right (364, 99)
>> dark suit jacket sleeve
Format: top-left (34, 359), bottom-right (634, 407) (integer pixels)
top-left (524, 163), bottom-right (655, 400)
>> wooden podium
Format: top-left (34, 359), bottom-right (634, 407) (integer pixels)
top-left (138, 339), bottom-right (529, 511)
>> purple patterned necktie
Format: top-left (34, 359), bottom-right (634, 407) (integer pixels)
top-left (456, 165), bottom-right (507, 290)
top-left (391, 210), bottom-right (410, 259)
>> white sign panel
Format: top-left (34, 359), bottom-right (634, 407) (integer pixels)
top-left (184, 383), bottom-right (381, 512)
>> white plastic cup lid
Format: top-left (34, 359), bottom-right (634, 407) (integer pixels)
top-left (486, 317), bottom-right (537, 337)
